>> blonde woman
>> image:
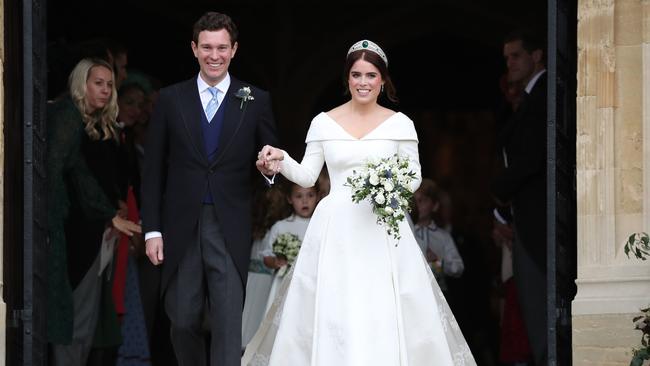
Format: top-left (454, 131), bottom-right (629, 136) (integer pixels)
top-left (46, 58), bottom-right (140, 366)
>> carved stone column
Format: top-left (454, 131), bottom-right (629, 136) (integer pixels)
top-left (573, 0), bottom-right (650, 364)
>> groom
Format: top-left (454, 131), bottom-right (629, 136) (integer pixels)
top-left (141, 11), bottom-right (278, 365)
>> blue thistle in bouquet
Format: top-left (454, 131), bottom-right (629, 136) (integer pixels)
top-left (345, 154), bottom-right (417, 240)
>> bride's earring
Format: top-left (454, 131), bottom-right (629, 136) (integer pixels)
top-left (381, 84), bottom-right (385, 93)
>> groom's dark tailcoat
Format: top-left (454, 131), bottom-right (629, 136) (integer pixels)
top-left (141, 76), bottom-right (278, 294)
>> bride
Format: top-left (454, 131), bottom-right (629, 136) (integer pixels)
top-left (244, 40), bottom-right (476, 366)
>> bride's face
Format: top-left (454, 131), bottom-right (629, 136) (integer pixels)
top-left (348, 58), bottom-right (384, 104)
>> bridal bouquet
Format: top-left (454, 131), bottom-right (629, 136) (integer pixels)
top-left (272, 232), bottom-right (302, 276)
top-left (345, 154), bottom-right (417, 240)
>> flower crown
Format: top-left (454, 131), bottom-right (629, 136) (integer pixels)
top-left (347, 40), bottom-right (388, 66)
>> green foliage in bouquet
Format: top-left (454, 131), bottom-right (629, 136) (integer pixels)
top-left (345, 154), bottom-right (417, 240)
top-left (272, 232), bottom-right (301, 265)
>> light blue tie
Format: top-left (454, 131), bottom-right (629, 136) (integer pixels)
top-left (205, 86), bottom-right (219, 122)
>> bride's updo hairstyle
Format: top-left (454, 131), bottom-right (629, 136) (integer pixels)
top-left (343, 39), bottom-right (398, 103)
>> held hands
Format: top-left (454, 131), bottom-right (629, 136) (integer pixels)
top-left (145, 237), bottom-right (164, 266)
top-left (256, 145), bottom-right (284, 176)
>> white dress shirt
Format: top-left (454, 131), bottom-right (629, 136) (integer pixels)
top-left (413, 221), bottom-right (465, 277)
top-left (525, 69), bottom-right (546, 95)
top-left (197, 72), bottom-right (230, 119)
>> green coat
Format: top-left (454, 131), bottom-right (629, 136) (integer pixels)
top-left (46, 97), bottom-right (120, 346)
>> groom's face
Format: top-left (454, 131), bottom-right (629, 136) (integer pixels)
top-left (192, 29), bottom-right (238, 86)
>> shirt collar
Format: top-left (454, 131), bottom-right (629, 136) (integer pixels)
top-left (525, 69), bottom-right (546, 94)
top-left (196, 72), bottom-right (231, 96)
top-left (416, 220), bottom-right (439, 232)
top-left (287, 214), bottom-right (310, 222)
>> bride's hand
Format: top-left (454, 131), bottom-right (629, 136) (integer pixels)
top-left (259, 145), bottom-right (284, 162)
top-left (256, 159), bottom-right (281, 175)
top-left (256, 145), bottom-right (284, 175)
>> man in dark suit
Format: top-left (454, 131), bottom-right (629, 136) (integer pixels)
top-left (141, 12), bottom-right (278, 366)
top-left (491, 30), bottom-right (548, 365)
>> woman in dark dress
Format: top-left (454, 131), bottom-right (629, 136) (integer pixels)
top-left (47, 57), bottom-right (140, 366)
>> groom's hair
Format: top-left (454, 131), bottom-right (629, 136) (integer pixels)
top-left (192, 12), bottom-right (239, 46)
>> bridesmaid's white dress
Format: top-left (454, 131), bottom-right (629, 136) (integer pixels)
top-left (241, 238), bottom-right (273, 347)
top-left (262, 215), bottom-right (311, 313)
top-left (242, 112), bottom-right (476, 366)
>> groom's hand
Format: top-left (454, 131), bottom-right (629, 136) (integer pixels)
top-left (145, 237), bottom-right (164, 265)
top-left (259, 145), bottom-right (284, 162)
top-left (256, 159), bottom-right (277, 175)
top-left (256, 145), bottom-right (284, 175)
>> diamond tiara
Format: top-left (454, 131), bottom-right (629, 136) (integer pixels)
top-left (346, 40), bottom-right (388, 66)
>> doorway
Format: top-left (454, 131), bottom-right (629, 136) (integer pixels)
top-left (5, 1), bottom-right (576, 364)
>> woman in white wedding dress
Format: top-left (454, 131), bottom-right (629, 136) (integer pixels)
top-left (245, 40), bottom-right (476, 366)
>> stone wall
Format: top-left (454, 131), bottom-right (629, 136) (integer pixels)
top-left (573, 0), bottom-right (650, 364)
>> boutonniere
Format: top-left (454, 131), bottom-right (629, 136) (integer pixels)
top-left (235, 86), bottom-right (255, 110)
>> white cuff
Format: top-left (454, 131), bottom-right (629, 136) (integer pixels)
top-left (145, 231), bottom-right (162, 241)
top-left (493, 208), bottom-right (508, 225)
top-left (260, 171), bottom-right (277, 185)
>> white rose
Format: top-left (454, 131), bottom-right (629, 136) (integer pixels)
top-left (374, 193), bottom-right (386, 205)
top-left (384, 181), bottom-right (394, 192)
top-left (369, 174), bottom-right (380, 186)
top-left (385, 206), bottom-right (394, 214)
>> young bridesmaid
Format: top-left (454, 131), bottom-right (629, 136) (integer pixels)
top-left (412, 178), bottom-right (464, 293)
top-left (242, 186), bottom-right (291, 348)
top-left (263, 182), bottom-right (319, 312)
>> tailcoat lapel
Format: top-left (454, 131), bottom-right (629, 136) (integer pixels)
top-left (175, 78), bottom-right (209, 164)
top-left (211, 77), bottom-right (248, 168)
top-left (499, 73), bottom-right (547, 145)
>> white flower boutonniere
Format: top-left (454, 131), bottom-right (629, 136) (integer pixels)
top-left (235, 86), bottom-right (255, 110)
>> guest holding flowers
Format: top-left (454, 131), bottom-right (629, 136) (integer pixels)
top-left (241, 185), bottom-right (291, 348)
top-left (261, 182), bottom-right (319, 312)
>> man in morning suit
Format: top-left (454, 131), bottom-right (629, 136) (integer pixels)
top-left (141, 12), bottom-right (278, 366)
top-left (491, 29), bottom-right (548, 365)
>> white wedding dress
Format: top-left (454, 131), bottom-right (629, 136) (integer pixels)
top-left (242, 112), bottom-right (476, 366)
